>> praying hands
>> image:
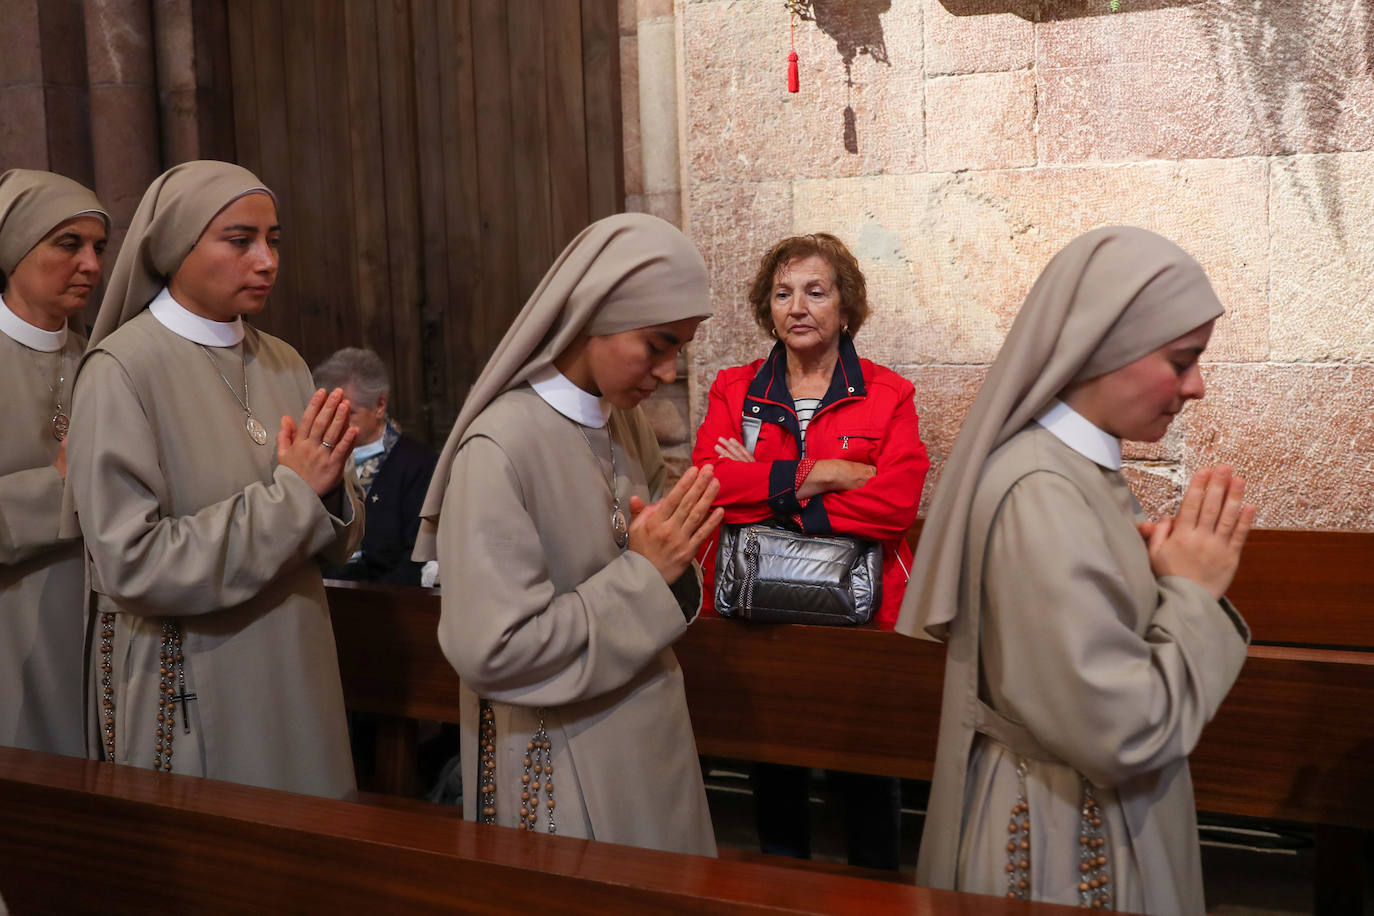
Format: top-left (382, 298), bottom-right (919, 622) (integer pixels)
top-left (1139, 464), bottom-right (1256, 600)
top-left (627, 465), bottom-right (724, 583)
top-left (277, 387), bottom-right (359, 496)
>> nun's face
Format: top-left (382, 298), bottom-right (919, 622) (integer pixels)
top-left (569, 316), bottom-right (704, 409)
top-left (1066, 320), bottom-right (1214, 443)
top-left (170, 192), bottom-right (279, 322)
top-left (5, 215), bottom-right (107, 329)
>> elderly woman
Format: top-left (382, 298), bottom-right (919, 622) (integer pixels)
top-left (691, 232), bottom-right (930, 869)
top-left (0, 169), bottom-right (107, 756)
top-left (66, 161), bottom-right (364, 798)
top-left (416, 213), bottom-right (722, 854)
top-left (313, 347), bottom-right (437, 586)
top-left (901, 227), bottom-right (1254, 913)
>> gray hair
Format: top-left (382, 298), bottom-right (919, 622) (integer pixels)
top-left (312, 347), bottom-right (390, 405)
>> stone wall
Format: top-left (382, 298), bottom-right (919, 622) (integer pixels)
top-left (625, 0), bottom-right (1374, 528)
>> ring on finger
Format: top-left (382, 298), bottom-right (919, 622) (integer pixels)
top-left (322, 440), bottom-right (335, 450)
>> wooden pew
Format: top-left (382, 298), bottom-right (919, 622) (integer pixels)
top-left (328, 528), bottom-right (1374, 829)
top-left (0, 747), bottom-right (1082, 915)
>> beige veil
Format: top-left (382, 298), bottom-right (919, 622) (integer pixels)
top-left (414, 212), bottom-right (711, 561)
top-left (0, 169), bottom-right (108, 275)
top-left (88, 160), bottom-right (274, 347)
top-left (895, 226), bottom-right (1225, 640)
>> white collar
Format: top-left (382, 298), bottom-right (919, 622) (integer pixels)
top-left (1034, 399), bottom-right (1123, 471)
top-left (148, 287), bottom-right (245, 347)
top-left (529, 364), bottom-right (612, 428)
top-left (0, 293), bottom-right (67, 351)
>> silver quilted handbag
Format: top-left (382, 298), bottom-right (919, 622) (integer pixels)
top-left (714, 523), bottom-right (882, 625)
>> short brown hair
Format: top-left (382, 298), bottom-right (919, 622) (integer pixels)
top-left (747, 233), bottom-right (869, 338)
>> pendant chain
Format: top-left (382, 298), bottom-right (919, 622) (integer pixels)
top-left (198, 343), bottom-right (251, 417)
top-left (22, 347), bottom-right (71, 440)
top-left (200, 344), bottom-right (268, 445)
top-left (575, 424), bottom-right (620, 509)
top-left (575, 422), bottom-right (629, 548)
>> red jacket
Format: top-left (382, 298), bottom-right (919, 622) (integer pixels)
top-left (691, 335), bottom-right (930, 629)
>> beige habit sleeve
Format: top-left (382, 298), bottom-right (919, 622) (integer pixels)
top-left (437, 434), bottom-right (690, 706)
top-left (980, 470), bottom-right (1249, 789)
top-left (0, 464), bottom-right (68, 565)
top-left (71, 352), bottom-right (361, 616)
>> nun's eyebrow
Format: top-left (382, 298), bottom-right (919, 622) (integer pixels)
top-left (653, 330), bottom-right (682, 346)
top-left (220, 224), bottom-right (282, 233)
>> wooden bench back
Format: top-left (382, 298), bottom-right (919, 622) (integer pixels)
top-left (328, 529), bottom-right (1374, 829)
top-left (0, 747), bottom-right (1083, 915)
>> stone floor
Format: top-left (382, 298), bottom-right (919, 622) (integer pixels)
top-left (703, 761), bottom-right (1342, 915)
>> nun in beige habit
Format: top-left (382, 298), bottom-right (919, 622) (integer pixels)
top-left (898, 227), bottom-right (1255, 914)
top-left (0, 170), bottom-right (107, 756)
top-left (416, 212), bottom-right (723, 855)
top-left (65, 161), bottom-right (363, 798)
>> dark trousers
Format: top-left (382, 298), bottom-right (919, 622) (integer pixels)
top-left (749, 762), bottom-right (903, 870)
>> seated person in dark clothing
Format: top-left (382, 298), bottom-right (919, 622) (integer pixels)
top-left (314, 347), bottom-right (438, 585)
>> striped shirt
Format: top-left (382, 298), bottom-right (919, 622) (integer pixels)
top-left (794, 397), bottom-right (822, 456)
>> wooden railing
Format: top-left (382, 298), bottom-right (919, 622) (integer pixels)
top-left (0, 747), bottom-right (1084, 915)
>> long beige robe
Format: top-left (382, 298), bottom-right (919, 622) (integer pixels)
top-left (0, 329), bottom-right (86, 756)
top-left (436, 385), bottom-right (715, 856)
top-left (919, 425), bottom-right (1248, 915)
top-left (66, 312), bottom-right (363, 798)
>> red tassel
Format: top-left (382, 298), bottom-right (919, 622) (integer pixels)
top-left (787, 50), bottom-right (799, 93)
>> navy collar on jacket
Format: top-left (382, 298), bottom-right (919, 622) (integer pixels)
top-left (743, 333), bottom-right (866, 442)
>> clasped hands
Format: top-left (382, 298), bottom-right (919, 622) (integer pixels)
top-left (628, 466), bottom-right (724, 583)
top-left (277, 388), bottom-right (359, 496)
top-left (1138, 464), bottom-right (1256, 600)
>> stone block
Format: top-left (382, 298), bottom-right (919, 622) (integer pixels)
top-left (637, 0), bottom-right (674, 22)
top-left (1122, 462), bottom-right (1186, 522)
top-left (899, 365), bottom-right (985, 514)
top-left (1036, 4), bottom-right (1374, 162)
top-left (925, 70), bottom-right (1035, 172)
top-left (620, 34), bottom-right (643, 197)
top-left (638, 15), bottom-right (679, 195)
top-left (88, 83), bottom-right (161, 222)
top-left (152, 0), bottom-right (197, 93)
top-left (36, 0), bottom-right (88, 87)
top-left (641, 382), bottom-right (692, 446)
top-left (683, 0), bottom-right (925, 183)
top-left (619, 0), bottom-right (638, 34)
top-left (686, 179), bottom-right (794, 423)
top-left (1183, 365), bottom-right (1374, 530)
top-left (787, 157), bottom-right (1268, 370)
top-left (0, 87), bottom-right (50, 169)
top-left (84, 0), bottom-right (157, 87)
top-left (629, 190), bottom-right (683, 228)
top-left (0, 1), bottom-right (43, 85)
top-left (43, 86), bottom-right (94, 185)
top-left (1269, 153), bottom-right (1374, 362)
top-left (922, 0), bottom-right (1032, 76)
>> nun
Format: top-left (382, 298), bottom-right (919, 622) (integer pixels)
top-left (899, 227), bottom-right (1255, 913)
top-left (66, 161), bottom-right (364, 798)
top-left (416, 213), bottom-right (723, 855)
top-left (0, 169), bottom-right (107, 756)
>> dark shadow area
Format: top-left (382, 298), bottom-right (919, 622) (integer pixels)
top-left (805, 0), bottom-right (893, 155)
top-left (1196, 0), bottom-right (1374, 251)
top-left (939, 0), bottom-right (1203, 21)
top-left (941, 0), bottom-right (1373, 250)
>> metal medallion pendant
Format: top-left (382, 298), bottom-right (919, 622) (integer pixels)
top-left (51, 413), bottom-right (69, 441)
top-left (245, 416), bottom-right (269, 446)
top-left (611, 507), bottom-right (630, 549)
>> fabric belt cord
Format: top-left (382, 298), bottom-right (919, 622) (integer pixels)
top-left (973, 701), bottom-right (1059, 764)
